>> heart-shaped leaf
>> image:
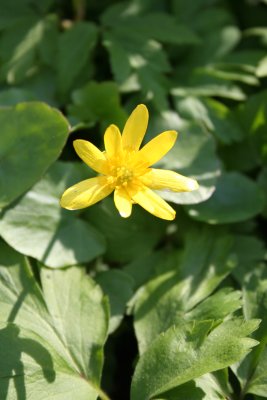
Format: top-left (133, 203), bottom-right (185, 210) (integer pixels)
top-left (0, 102), bottom-right (69, 209)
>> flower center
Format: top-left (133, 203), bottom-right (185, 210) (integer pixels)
top-left (115, 166), bottom-right (133, 187)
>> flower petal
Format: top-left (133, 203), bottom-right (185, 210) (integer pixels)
top-left (73, 139), bottom-right (108, 174)
top-left (141, 169), bottom-right (199, 192)
top-left (130, 185), bottom-right (176, 220)
top-left (60, 176), bottom-right (113, 210)
top-left (114, 187), bottom-right (132, 218)
top-left (137, 130), bottom-right (178, 167)
top-left (122, 104), bottom-right (148, 151)
top-left (104, 124), bottom-right (122, 159)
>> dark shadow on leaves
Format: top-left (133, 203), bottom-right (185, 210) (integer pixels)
top-left (0, 324), bottom-right (55, 400)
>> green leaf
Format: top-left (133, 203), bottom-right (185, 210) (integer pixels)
top-left (257, 55), bottom-right (267, 77)
top-left (0, 17), bottom-right (48, 84)
top-left (21, 68), bottom-right (59, 106)
top-left (154, 380), bottom-right (204, 400)
top-left (185, 172), bottom-right (265, 224)
top-left (95, 269), bottom-right (134, 333)
top-left (0, 88), bottom-right (36, 105)
top-left (102, 11), bottom-right (172, 109)
top-left (195, 371), bottom-right (233, 400)
top-left (222, 50), bottom-right (266, 74)
top-left (0, 102), bottom-right (69, 209)
top-left (133, 227), bottom-right (238, 353)
top-left (171, 83), bottom-right (246, 101)
top-left (0, 241), bottom-right (109, 399)
top-left (124, 250), bottom-right (180, 292)
top-left (218, 140), bottom-right (261, 173)
top-left (236, 89), bottom-right (267, 163)
top-left (0, 162), bottom-right (106, 268)
top-left (102, 32), bottom-right (131, 84)
top-left (40, 266), bottom-right (109, 382)
top-left (219, 90), bottom-right (267, 172)
top-left (0, 1), bottom-right (36, 29)
top-left (258, 168), bottom-right (267, 218)
top-left (245, 347), bottom-right (267, 397)
top-left (131, 319), bottom-right (259, 400)
top-left (84, 197), bottom-right (166, 264)
top-left (231, 264), bottom-right (267, 398)
top-left (147, 113), bottom-right (221, 204)
top-left (171, 0), bottom-right (224, 24)
top-left (138, 66), bottom-right (170, 110)
top-left (176, 96), bottom-right (244, 144)
top-left (57, 22), bottom-right (98, 95)
top-left (102, 6), bottom-right (199, 45)
top-left (37, 15), bottom-right (59, 68)
top-left (194, 65), bottom-right (260, 86)
top-left (103, 29), bottom-right (170, 89)
top-left (68, 81), bottom-right (127, 130)
top-left (231, 235), bottom-right (266, 282)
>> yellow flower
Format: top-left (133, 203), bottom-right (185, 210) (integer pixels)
top-left (60, 104), bottom-right (198, 220)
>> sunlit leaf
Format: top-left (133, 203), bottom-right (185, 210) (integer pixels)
top-left (176, 96), bottom-right (244, 144)
top-left (185, 172), bottom-right (265, 223)
top-left (133, 226), bottom-right (238, 353)
top-left (0, 241), bottom-right (109, 399)
top-left (147, 112), bottom-right (221, 204)
top-left (0, 162), bottom-right (105, 268)
top-left (0, 102), bottom-right (69, 209)
top-left (131, 319), bottom-right (259, 400)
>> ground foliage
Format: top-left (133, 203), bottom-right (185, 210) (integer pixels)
top-left (0, 0), bottom-right (267, 399)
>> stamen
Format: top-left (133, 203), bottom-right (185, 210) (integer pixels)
top-left (114, 166), bottom-right (134, 186)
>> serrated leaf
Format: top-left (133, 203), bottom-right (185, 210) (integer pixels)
top-left (0, 241), bottom-right (109, 399)
top-left (131, 319), bottom-right (259, 400)
top-left (195, 371), bottom-right (233, 400)
top-left (232, 264), bottom-right (267, 398)
top-left (134, 227), bottom-right (239, 353)
top-left (246, 347), bottom-right (267, 397)
top-left (0, 162), bottom-right (106, 268)
top-left (0, 102), bottom-right (69, 209)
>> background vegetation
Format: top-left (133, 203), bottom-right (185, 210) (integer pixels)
top-left (0, 0), bottom-right (267, 399)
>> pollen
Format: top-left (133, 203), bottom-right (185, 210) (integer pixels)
top-left (115, 166), bottom-right (133, 186)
